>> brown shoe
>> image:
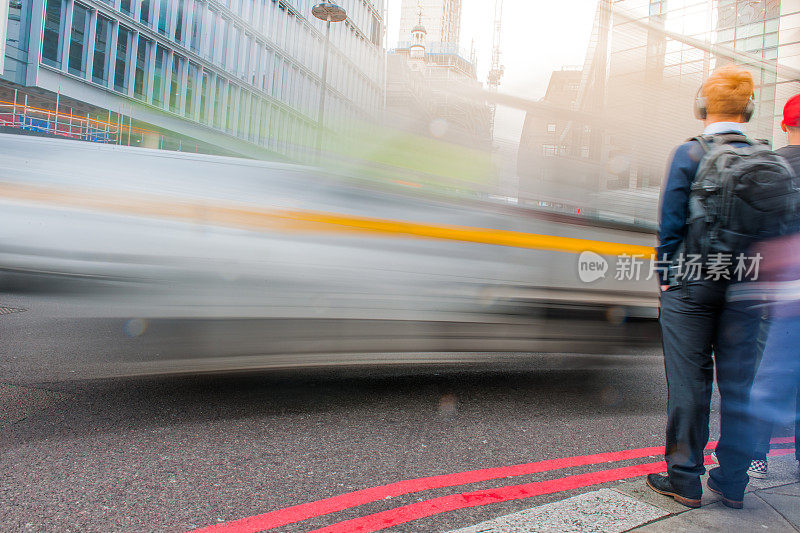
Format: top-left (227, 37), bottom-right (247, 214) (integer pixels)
top-left (646, 473), bottom-right (702, 508)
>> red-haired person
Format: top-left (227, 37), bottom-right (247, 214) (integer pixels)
top-left (648, 65), bottom-right (780, 509)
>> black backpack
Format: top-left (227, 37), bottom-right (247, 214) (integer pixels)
top-left (684, 134), bottom-right (800, 266)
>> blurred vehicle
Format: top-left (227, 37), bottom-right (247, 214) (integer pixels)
top-left (0, 133), bottom-right (659, 377)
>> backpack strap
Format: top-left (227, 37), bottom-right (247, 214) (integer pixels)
top-left (687, 133), bottom-right (756, 153)
top-left (689, 135), bottom-right (712, 153)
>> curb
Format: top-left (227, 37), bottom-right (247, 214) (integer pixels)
top-left (449, 454), bottom-right (799, 533)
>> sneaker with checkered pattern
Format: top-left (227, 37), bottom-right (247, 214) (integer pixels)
top-left (748, 459), bottom-right (768, 479)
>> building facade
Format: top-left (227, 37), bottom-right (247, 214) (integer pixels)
top-left (398, 0), bottom-right (460, 46)
top-left (518, 0), bottom-right (800, 202)
top-left (387, 17), bottom-right (489, 149)
top-left (1, 0), bottom-right (385, 159)
top-left (517, 68), bottom-right (597, 200)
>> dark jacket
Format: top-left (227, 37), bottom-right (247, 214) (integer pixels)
top-left (775, 144), bottom-right (800, 176)
top-left (656, 132), bottom-right (747, 284)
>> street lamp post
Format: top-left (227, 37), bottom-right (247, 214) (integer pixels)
top-left (312, 2), bottom-right (346, 163)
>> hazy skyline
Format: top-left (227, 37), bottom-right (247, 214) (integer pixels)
top-left (387, 0), bottom-right (598, 141)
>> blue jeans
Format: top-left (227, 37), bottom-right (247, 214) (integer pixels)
top-left (751, 312), bottom-right (800, 461)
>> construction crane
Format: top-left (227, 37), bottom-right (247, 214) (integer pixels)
top-left (487, 0), bottom-right (505, 135)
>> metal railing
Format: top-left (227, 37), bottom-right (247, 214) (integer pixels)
top-left (0, 97), bottom-right (157, 145)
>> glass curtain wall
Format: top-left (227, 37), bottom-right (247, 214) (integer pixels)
top-left (31, 0), bottom-right (386, 160)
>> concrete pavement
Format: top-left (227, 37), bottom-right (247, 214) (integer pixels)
top-left (451, 454), bottom-right (800, 533)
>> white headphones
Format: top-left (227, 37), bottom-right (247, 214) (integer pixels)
top-left (694, 87), bottom-right (755, 122)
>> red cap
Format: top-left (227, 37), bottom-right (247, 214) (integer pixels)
top-left (783, 94), bottom-right (800, 128)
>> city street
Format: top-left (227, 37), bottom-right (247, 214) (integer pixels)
top-left (1, 300), bottom-right (678, 533)
top-left (3, 0), bottom-right (800, 529)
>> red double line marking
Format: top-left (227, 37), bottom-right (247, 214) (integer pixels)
top-left (193, 444), bottom-right (666, 533)
top-left (192, 438), bottom-right (794, 533)
top-left (308, 460), bottom-right (673, 533)
top-left (309, 447), bottom-right (800, 533)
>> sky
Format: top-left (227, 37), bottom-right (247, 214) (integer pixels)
top-left (386, 0), bottom-right (599, 141)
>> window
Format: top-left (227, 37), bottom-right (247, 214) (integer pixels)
top-left (205, 9), bottom-right (216, 60)
top-left (114, 26), bottom-right (131, 92)
top-left (249, 94), bottom-right (258, 140)
top-left (152, 44), bottom-right (167, 105)
top-left (717, 28), bottom-right (734, 42)
top-left (68, 3), bottom-right (90, 76)
top-left (169, 54), bottom-right (184, 113)
top-left (241, 34), bottom-right (251, 82)
top-left (742, 35), bottom-right (763, 51)
top-left (227, 84), bottom-right (238, 132)
top-left (120, 0), bottom-right (132, 15)
top-left (217, 17), bottom-right (228, 67)
top-left (546, 123), bottom-right (556, 133)
top-left (213, 77), bottom-right (224, 128)
top-left (229, 25), bottom-right (240, 75)
top-left (260, 101), bottom-right (269, 144)
top-left (278, 58), bottom-right (286, 99)
top-left (238, 89), bottom-right (247, 136)
top-left (185, 63), bottom-right (198, 117)
top-left (134, 38), bottom-right (150, 99)
top-left (42, 0), bottom-right (63, 67)
top-left (251, 42), bottom-right (262, 86)
top-left (7, 0), bottom-right (31, 59)
top-left (190, 0), bottom-right (202, 51)
top-left (92, 15), bottom-right (113, 84)
top-left (370, 14), bottom-right (381, 46)
top-left (542, 144), bottom-right (557, 157)
top-left (158, 0), bottom-right (170, 35)
top-left (174, 0), bottom-right (184, 42)
top-left (765, 18), bottom-right (779, 33)
top-left (199, 72), bottom-right (209, 122)
top-left (262, 50), bottom-right (271, 91)
top-left (140, 0), bottom-right (151, 25)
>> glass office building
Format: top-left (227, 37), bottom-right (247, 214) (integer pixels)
top-left (518, 0), bottom-right (800, 200)
top-left (513, 0), bottom-right (800, 226)
top-left (2, 0), bottom-right (385, 159)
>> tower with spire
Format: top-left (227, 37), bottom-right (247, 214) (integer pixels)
top-left (398, 0), bottom-right (461, 46)
top-left (409, 3), bottom-right (427, 61)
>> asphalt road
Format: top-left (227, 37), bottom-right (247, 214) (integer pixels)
top-left (1, 303), bottom-right (684, 533)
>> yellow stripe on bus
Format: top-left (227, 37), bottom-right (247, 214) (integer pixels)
top-left (0, 181), bottom-right (655, 257)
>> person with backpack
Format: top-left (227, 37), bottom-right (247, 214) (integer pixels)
top-left (646, 65), bottom-right (798, 509)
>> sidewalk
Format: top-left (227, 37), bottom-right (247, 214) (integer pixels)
top-left (451, 454), bottom-right (799, 532)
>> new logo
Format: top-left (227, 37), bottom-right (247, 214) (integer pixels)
top-left (578, 251), bottom-right (608, 283)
